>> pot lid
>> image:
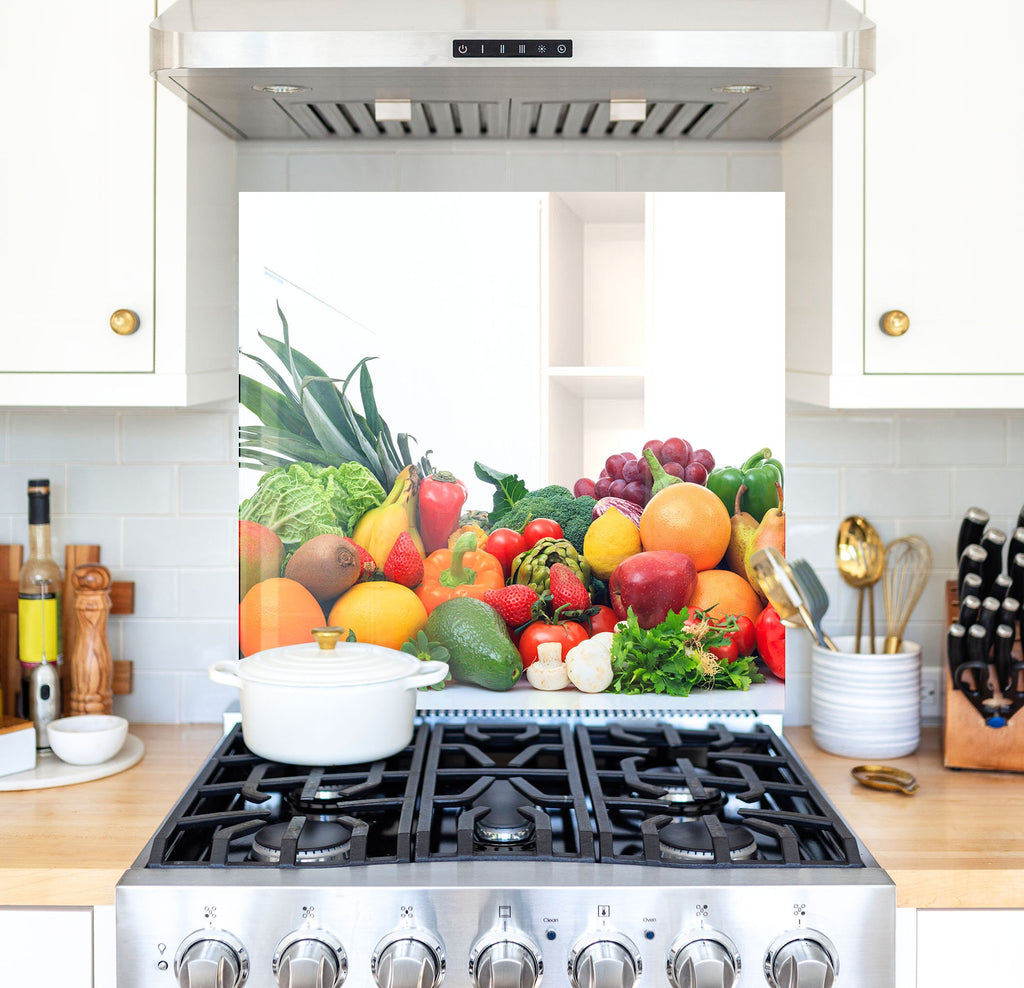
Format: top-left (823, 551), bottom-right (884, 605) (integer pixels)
top-left (237, 637), bottom-right (424, 687)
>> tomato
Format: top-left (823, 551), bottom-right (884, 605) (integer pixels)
top-left (485, 527), bottom-right (528, 579)
top-left (755, 605), bottom-right (786, 680)
top-left (708, 639), bottom-right (739, 663)
top-left (518, 620), bottom-right (589, 668)
top-left (585, 605), bottom-right (620, 636)
top-left (731, 615), bottom-right (757, 658)
top-left (523, 518), bottom-right (563, 549)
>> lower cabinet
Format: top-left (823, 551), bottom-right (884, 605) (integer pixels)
top-left (0, 906), bottom-right (96, 987)
top-left (915, 909), bottom-right (1022, 986)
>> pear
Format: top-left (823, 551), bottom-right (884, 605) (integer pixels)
top-left (725, 485), bottom-right (759, 578)
top-left (743, 483), bottom-right (786, 603)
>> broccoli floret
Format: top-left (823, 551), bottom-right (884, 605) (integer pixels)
top-left (492, 487), bottom-right (597, 553)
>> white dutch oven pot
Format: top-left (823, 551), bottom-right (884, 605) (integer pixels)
top-left (209, 629), bottom-right (448, 765)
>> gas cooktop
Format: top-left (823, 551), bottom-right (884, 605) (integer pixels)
top-left (143, 721), bottom-right (865, 871)
top-left (118, 719), bottom-right (895, 988)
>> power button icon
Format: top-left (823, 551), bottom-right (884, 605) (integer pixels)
top-left (457, 44), bottom-right (468, 54)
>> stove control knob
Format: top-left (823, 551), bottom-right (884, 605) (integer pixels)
top-left (764, 931), bottom-right (839, 988)
top-left (668, 931), bottom-right (740, 988)
top-left (568, 933), bottom-right (642, 988)
top-left (372, 931), bottom-right (445, 988)
top-left (273, 931), bottom-right (347, 988)
top-left (174, 930), bottom-right (248, 988)
top-left (470, 933), bottom-right (543, 988)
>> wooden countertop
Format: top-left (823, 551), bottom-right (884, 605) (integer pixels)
top-left (1, 725), bottom-right (1021, 909)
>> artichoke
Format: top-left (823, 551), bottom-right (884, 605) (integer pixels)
top-left (510, 537), bottom-right (592, 595)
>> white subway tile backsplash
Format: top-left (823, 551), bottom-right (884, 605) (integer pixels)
top-left (123, 618), bottom-right (237, 671)
top-left (179, 568), bottom-right (239, 619)
top-left (842, 468), bottom-right (951, 518)
top-left (288, 153), bottom-right (398, 191)
top-left (784, 467), bottom-right (840, 518)
top-left (898, 413), bottom-right (1006, 466)
top-left (398, 153), bottom-right (508, 190)
top-left (114, 671), bottom-right (181, 724)
top-left (508, 152), bottom-right (618, 190)
top-left (950, 466), bottom-right (1024, 524)
top-left (236, 151), bottom-right (288, 192)
top-left (1007, 416), bottom-right (1024, 464)
top-left (181, 465), bottom-right (239, 515)
top-left (118, 568), bottom-right (180, 619)
top-left (0, 465), bottom-right (67, 514)
top-left (10, 412), bottom-right (117, 463)
top-left (69, 465), bottom-right (176, 515)
top-left (619, 153), bottom-right (727, 192)
top-left (123, 517), bottom-right (235, 568)
top-left (121, 412), bottom-right (231, 463)
top-left (34, 516), bottom-right (124, 568)
top-left (180, 671), bottom-right (240, 723)
top-left (728, 154), bottom-right (783, 191)
top-left (787, 414), bottom-right (893, 466)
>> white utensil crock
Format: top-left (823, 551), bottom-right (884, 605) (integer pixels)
top-left (209, 641), bottom-right (448, 765)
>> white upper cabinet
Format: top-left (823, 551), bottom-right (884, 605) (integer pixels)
top-left (784, 0), bottom-right (1024, 408)
top-left (0, 0), bottom-right (236, 406)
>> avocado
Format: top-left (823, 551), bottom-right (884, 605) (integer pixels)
top-left (426, 597), bottom-right (523, 691)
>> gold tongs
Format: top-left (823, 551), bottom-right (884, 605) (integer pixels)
top-left (850, 764), bottom-right (919, 795)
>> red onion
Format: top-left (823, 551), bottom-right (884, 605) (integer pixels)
top-left (592, 497), bottom-right (643, 527)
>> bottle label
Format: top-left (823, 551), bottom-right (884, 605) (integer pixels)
top-left (18, 594), bottom-right (62, 667)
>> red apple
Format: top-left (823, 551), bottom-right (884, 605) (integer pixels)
top-left (609, 550), bottom-right (698, 629)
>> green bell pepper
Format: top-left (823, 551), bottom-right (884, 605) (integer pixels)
top-left (707, 448), bottom-right (783, 522)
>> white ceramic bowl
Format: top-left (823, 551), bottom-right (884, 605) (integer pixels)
top-left (47, 715), bottom-right (128, 765)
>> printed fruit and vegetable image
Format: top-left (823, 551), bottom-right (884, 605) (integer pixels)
top-left (237, 306), bottom-right (785, 696)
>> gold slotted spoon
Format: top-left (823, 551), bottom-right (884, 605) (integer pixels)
top-left (836, 516), bottom-right (885, 653)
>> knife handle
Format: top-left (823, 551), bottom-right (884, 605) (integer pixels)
top-left (946, 623), bottom-right (966, 688)
top-left (958, 594), bottom-right (982, 628)
top-left (958, 544), bottom-right (988, 599)
top-left (994, 623), bottom-right (1016, 695)
top-left (1008, 527), bottom-right (1024, 568)
top-left (980, 528), bottom-right (1007, 588)
top-left (990, 573), bottom-right (1014, 603)
top-left (1011, 552), bottom-right (1024, 605)
top-left (957, 506), bottom-right (990, 562)
top-left (965, 624), bottom-right (994, 698)
top-left (997, 595), bottom-right (1020, 631)
top-left (976, 595), bottom-right (1002, 651)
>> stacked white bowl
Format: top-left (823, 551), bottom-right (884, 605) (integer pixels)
top-left (810, 635), bottom-right (921, 759)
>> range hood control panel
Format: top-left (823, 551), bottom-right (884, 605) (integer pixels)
top-left (452, 40), bottom-right (573, 58)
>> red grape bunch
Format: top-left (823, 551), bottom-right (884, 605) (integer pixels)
top-left (573, 437), bottom-right (716, 507)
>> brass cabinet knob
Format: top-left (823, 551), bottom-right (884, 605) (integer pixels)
top-left (109, 309), bottom-right (140, 336)
top-left (880, 310), bottom-right (910, 337)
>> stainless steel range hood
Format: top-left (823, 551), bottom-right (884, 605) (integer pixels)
top-left (151, 0), bottom-right (874, 142)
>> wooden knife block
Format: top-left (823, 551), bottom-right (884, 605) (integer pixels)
top-left (943, 580), bottom-right (1024, 772)
top-left (0, 544), bottom-right (134, 718)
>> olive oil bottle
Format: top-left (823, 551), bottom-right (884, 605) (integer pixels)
top-left (18, 479), bottom-right (62, 718)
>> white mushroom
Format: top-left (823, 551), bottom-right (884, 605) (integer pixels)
top-left (565, 632), bottom-right (614, 693)
top-left (526, 641), bottom-right (570, 691)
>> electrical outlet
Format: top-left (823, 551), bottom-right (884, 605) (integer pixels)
top-left (920, 667), bottom-right (942, 720)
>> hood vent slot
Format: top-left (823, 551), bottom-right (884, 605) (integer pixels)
top-left (278, 98), bottom-right (736, 140)
top-left (282, 100), bottom-right (506, 139)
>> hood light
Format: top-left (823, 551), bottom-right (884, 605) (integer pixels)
top-left (252, 84), bottom-right (311, 94)
top-left (712, 84), bottom-right (771, 95)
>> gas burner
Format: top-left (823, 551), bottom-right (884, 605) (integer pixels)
top-left (658, 821), bottom-right (758, 863)
top-left (285, 785), bottom-right (354, 820)
top-left (656, 785), bottom-right (727, 818)
top-left (471, 780), bottom-right (536, 845)
top-left (251, 820), bottom-right (352, 864)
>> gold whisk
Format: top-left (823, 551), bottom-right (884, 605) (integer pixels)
top-left (882, 535), bottom-right (933, 654)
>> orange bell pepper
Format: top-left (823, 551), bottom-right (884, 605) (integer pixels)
top-left (416, 532), bottom-right (505, 615)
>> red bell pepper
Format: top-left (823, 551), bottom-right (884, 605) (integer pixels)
top-left (418, 471), bottom-right (468, 554)
top-left (755, 605), bottom-right (786, 680)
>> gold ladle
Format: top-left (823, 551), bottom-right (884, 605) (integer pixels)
top-left (836, 516), bottom-right (886, 653)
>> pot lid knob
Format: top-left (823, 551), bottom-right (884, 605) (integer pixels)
top-left (311, 627), bottom-right (344, 650)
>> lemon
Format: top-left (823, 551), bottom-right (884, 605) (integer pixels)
top-left (583, 507), bottom-right (643, 580)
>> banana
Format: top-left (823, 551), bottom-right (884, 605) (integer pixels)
top-left (352, 465), bottom-right (424, 566)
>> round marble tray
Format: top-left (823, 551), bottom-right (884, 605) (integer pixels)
top-left (0, 733), bottom-right (144, 791)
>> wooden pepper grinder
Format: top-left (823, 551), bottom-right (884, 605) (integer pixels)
top-left (69, 564), bottom-right (113, 715)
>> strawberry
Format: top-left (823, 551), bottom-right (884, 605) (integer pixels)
top-left (483, 585), bottom-right (540, 629)
top-left (343, 537), bottom-right (377, 581)
top-left (383, 532), bottom-right (423, 589)
top-left (549, 562), bottom-right (590, 614)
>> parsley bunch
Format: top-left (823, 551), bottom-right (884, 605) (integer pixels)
top-left (609, 608), bottom-right (764, 696)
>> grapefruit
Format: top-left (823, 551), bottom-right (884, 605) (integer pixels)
top-left (239, 577), bottom-right (325, 657)
top-left (687, 569), bottom-right (764, 626)
top-left (638, 482), bottom-right (731, 571)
